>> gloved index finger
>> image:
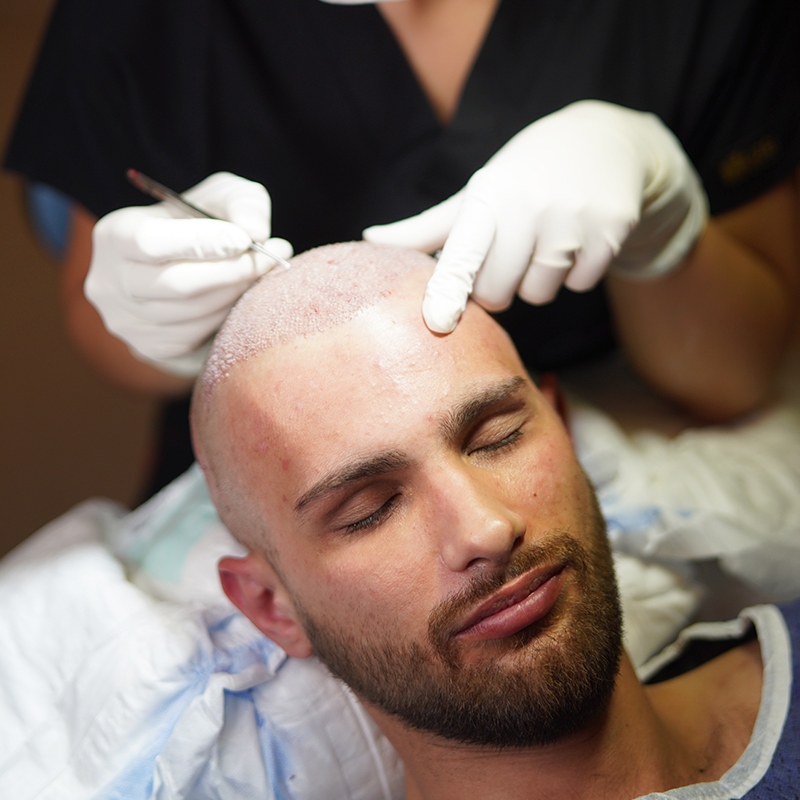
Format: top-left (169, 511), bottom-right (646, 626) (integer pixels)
top-left (126, 217), bottom-right (254, 263)
top-left (422, 194), bottom-right (496, 333)
top-left (363, 190), bottom-right (462, 252)
top-left (218, 186), bottom-right (271, 243)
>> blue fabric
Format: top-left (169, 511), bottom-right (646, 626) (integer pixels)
top-left (26, 181), bottom-right (72, 257)
top-left (744, 597), bottom-right (800, 798)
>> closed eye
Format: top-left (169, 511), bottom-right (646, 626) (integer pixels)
top-left (467, 419), bottom-right (526, 459)
top-left (343, 494), bottom-right (401, 534)
top-left (475, 428), bottom-right (523, 454)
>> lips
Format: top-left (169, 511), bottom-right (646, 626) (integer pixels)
top-left (453, 564), bottom-right (568, 642)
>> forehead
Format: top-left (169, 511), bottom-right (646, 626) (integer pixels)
top-left (217, 300), bottom-right (532, 481)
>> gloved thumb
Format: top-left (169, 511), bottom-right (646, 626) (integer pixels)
top-left (363, 191), bottom-right (463, 252)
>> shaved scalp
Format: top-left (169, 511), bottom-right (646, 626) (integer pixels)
top-left (191, 241), bottom-right (436, 553)
top-left (198, 241), bottom-right (436, 397)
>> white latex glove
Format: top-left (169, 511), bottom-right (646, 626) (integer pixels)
top-left (364, 100), bottom-right (708, 333)
top-left (85, 172), bottom-right (293, 376)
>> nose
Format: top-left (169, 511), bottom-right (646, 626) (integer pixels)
top-left (433, 462), bottom-right (527, 572)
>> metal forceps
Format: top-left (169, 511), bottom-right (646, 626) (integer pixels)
top-left (126, 169), bottom-right (292, 269)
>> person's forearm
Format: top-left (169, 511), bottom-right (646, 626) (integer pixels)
top-left (605, 176), bottom-right (799, 422)
top-left (61, 204), bottom-right (194, 397)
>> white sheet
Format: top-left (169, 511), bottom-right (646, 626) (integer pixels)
top-left (0, 500), bottom-right (402, 800)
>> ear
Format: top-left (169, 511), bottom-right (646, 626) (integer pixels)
top-left (537, 372), bottom-right (569, 424)
top-left (218, 553), bottom-right (314, 658)
top-left (537, 371), bottom-right (574, 446)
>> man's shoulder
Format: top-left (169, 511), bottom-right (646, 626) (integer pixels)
top-left (738, 601), bottom-right (799, 798)
top-left (776, 596), bottom-right (800, 632)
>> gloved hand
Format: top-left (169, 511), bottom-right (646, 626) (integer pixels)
top-left (85, 172), bottom-right (293, 376)
top-left (364, 100), bottom-right (708, 333)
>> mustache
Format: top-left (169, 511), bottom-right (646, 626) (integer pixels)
top-left (427, 532), bottom-right (588, 652)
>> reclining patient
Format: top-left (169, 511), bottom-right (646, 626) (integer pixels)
top-left (191, 241), bottom-right (798, 799)
top-left (2, 242), bottom-right (799, 798)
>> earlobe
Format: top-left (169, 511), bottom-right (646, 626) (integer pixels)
top-left (218, 553), bottom-right (314, 658)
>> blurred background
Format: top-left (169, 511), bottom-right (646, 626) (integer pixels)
top-left (0, 0), bottom-right (158, 557)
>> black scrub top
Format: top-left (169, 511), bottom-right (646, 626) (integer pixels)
top-left (5, 0), bottom-right (800, 495)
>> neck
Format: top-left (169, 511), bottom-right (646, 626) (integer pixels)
top-left (378, 0), bottom-right (501, 125)
top-left (369, 647), bottom-right (763, 800)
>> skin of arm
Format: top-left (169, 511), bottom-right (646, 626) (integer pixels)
top-left (59, 204), bottom-right (194, 397)
top-left (605, 170), bottom-right (800, 422)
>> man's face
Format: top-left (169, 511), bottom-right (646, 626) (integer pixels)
top-left (217, 290), bottom-right (621, 748)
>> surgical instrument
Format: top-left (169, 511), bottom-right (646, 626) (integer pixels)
top-left (126, 169), bottom-right (292, 269)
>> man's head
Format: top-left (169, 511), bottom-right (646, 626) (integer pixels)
top-left (192, 241), bottom-right (622, 749)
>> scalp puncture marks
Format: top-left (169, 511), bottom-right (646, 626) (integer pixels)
top-left (199, 241), bottom-right (436, 395)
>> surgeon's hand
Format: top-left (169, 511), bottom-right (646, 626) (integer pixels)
top-left (364, 100), bottom-right (708, 333)
top-left (84, 172), bottom-right (293, 376)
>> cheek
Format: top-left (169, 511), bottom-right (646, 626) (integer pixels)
top-left (297, 534), bottom-right (435, 640)
top-left (508, 435), bottom-right (587, 525)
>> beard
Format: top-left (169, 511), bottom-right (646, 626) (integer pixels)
top-left (295, 492), bottom-right (622, 749)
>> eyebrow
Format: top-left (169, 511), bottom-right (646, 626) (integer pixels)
top-left (294, 450), bottom-right (410, 514)
top-left (293, 375), bottom-right (530, 515)
top-left (440, 376), bottom-right (529, 442)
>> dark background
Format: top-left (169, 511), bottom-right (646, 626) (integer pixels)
top-left (0, 0), bottom-right (158, 557)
